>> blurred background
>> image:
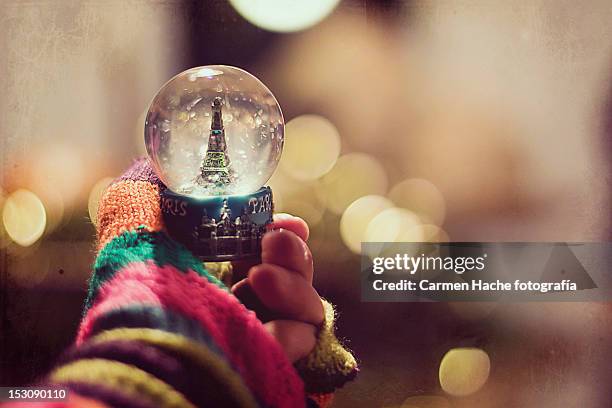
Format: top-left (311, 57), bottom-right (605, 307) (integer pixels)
top-left (0, 1), bottom-right (611, 407)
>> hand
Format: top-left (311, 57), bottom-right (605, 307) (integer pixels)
top-left (231, 213), bottom-right (324, 362)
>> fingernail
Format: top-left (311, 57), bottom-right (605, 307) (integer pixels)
top-left (274, 213), bottom-right (294, 221)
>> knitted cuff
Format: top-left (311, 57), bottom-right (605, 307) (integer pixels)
top-left (96, 169), bottom-right (164, 251)
top-left (296, 299), bottom-right (358, 395)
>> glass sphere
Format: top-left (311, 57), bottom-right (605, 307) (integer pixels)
top-left (145, 65), bottom-right (284, 197)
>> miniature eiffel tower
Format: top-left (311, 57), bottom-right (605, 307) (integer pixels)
top-left (197, 96), bottom-right (232, 187)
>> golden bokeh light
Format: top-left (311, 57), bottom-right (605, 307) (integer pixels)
top-left (229, 0), bottom-right (341, 32)
top-left (364, 207), bottom-right (423, 243)
top-left (363, 207), bottom-right (424, 259)
top-left (400, 395), bottom-right (451, 408)
top-left (88, 177), bottom-right (114, 226)
top-left (2, 189), bottom-right (47, 247)
top-left (439, 348), bottom-right (491, 397)
top-left (388, 178), bottom-right (446, 226)
top-left (340, 195), bottom-right (393, 253)
top-left (31, 185), bottom-right (65, 234)
top-left (280, 115), bottom-right (341, 181)
top-left (316, 153), bottom-right (388, 215)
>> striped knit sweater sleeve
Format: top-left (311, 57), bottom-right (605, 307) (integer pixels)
top-left (4, 158), bottom-right (357, 408)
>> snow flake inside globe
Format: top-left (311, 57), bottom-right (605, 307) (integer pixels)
top-left (145, 65), bottom-right (284, 197)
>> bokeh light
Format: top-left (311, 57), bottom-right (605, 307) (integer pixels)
top-left (88, 177), bottom-right (115, 226)
top-left (439, 348), bottom-right (491, 396)
top-left (388, 178), bottom-right (446, 226)
top-left (229, 0), bottom-right (341, 33)
top-left (31, 186), bottom-right (65, 234)
top-left (316, 153), bottom-right (388, 215)
top-left (280, 115), bottom-right (341, 181)
top-left (364, 207), bottom-right (423, 243)
top-left (362, 207), bottom-right (425, 259)
top-left (2, 189), bottom-right (47, 247)
top-left (340, 195), bottom-right (393, 253)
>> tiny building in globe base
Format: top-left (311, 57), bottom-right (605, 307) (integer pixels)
top-left (191, 198), bottom-right (267, 260)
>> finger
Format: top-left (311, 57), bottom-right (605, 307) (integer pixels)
top-left (231, 214), bottom-right (308, 283)
top-left (269, 213), bottom-right (309, 242)
top-left (264, 320), bottom-right (317, 363)
top-left (232, 213), bottom-right (309, 282)
top-left (248, 263), bottom-right (323, 325)
top-left (262, 229), bottom-right (314, 283)
top-left (230, 257), bottom-right (261, 284)
top-left (231, 278), bottom-right (278, 322)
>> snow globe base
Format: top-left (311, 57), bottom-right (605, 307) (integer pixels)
top-left (161, 186), bottom-right (273, 261)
